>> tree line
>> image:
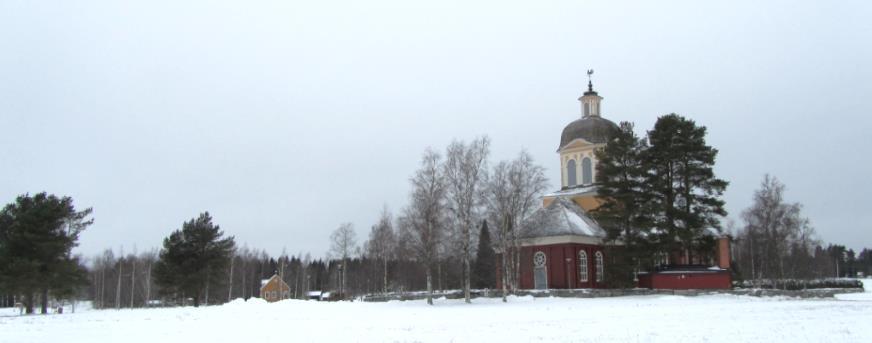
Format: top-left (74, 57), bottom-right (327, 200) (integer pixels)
top-left (0, 136), bottom-right (530, 310)
top-left (3, 114), bottom-right (871, 310)
top-left (731, 175), bottom-right (872, 284)
top-left (328, 137), bottom-right (544, 305)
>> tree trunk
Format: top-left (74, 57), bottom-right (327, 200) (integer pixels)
top-left (115, 262), bottom-right (122, 309)
top-left (227, 258), bottom-right (234, 302)
top-left (91, 272), bottom-right (98, 309)
top-left (383, 258), bottom-right (388, 294)
top-left (144, 262), bottom-right (152, 307)
top-left (130, 258), bottom-right (136, 308)
top-left (341, 259), bottom-right (346, 298)
top-left (40, 288), bottom-right (48, 314)
top-left (99, 267), bottom-right (105, 309)
top-left (204, 275), bottom-right (210, 306)
top-left (464, 254), bottom-right (471, 303)
top-left (425, 266), bottom-right (433, 306)
top-left (25, 292), bottom-right (34, 314)
top-left (463, 219), bottom-right (472, 303)
top-left (437, 262), bottom-right (442, 292)
top-left (501, 245), bottom-right (509, 303)
top-left (512, 242), bottom-right (521, 293)
top-left (749, 236), bottom-right (756, 284)
top-left (280, 260), bottom-right (285, 300)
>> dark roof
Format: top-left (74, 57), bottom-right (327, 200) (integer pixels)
top-left (558, 115), bottom-right (619, 150)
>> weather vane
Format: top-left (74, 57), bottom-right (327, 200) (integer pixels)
top-left (586, 69), bottom-right (594, 91)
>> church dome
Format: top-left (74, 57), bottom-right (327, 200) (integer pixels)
top-left (558, 116), bottom-right (619, 150)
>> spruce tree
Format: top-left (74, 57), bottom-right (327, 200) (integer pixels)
top-left (472, 220), bottom-right (496, 289)
top-left (592, 122), bottom-right (652, 286)
top-left (154, 212), bottom-right (235, 307)
top-left (593, 121), bottom-right (651, 244)
top-left (644, 114), bottom-right (728, 256)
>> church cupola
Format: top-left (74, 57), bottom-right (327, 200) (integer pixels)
top-left (555, 69), bottom-right (619, 190)
top-left (579, 69), bottom-right (603, 118)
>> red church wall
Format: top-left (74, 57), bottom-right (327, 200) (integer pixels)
top-left (637, 271), bottom-right (731, 289)
top-left (717, 237), bottom-right (731, 269)
top-left (500, 243), bottom-right (731, 290)
top-left (513, 243), bottom-right (605, 289)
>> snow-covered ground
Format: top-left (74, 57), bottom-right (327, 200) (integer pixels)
top-left (2, 280), bottom-right (871, 342)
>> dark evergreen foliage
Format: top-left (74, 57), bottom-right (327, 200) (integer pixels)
top-left (0, 192), bottom-right (92, 314)
top-left (593, 116), bottom-right (727, 283)
top-left (472, 220), bottom-right (496, 289)
top-left (643, 114), bottom-right (728, 254)
top-left (154, 212), bottom-right (235, 307)
top-left (592, 122), bottom-right (653, 284)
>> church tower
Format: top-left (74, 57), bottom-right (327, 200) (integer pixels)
top-left (544, 71), bottom-right (618, 211)
top-left (579, 79), bottom-right (603, 118)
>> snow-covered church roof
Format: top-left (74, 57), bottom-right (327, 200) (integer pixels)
top-left (521, 197), bottom-right (606, 239)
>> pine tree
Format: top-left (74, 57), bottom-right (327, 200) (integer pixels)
top-left (472, 220), bottom-right (495, 289)
top-left (592, 122), bottom-right (652, 286)
top-left (593, 121), bottom-right (651, 245)
top-left (644, 114), bottom-right (728, 256)
top-left (0, 193), bottom-right (92, 314)
top-left (154, 212), bottom-right (235, 307)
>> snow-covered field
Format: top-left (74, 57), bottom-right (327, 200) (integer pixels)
top-left (3, 280), bottom-right (871, 342)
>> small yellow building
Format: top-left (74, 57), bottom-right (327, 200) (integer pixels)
top-left (259, 274), bottom-right (291, 302)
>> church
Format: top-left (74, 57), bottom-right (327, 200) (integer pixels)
top-left (510, 76), bottom-right (732, 290)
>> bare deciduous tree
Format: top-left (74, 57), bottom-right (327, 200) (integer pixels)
top-left (443, 136), bottom-right (490, 303)
top-left (401, 149), bottom-right (447, 305)
top-left (365, 206), bottom-right (396, 294)
top-left (329, 222), bottom-right (358, 298)
top-left (735, 174), bottom-right (818, 287)
top-left (485, 150), bottom-right (548, 302)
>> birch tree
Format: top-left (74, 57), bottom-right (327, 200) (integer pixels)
top-left (735, 175), bottom-right (818, 286)
top-left (443, 136), bottom-right (490, 303)
top-left (402, 148), bottom-right (447, 305)
top-left (329, 223), bottom-right (357, 298)
top-left (485, 150), bottom-right (548, 302)
top-left (365, 206), bottom-right (396, 294)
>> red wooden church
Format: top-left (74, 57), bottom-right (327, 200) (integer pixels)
top-left (502, 78), bottom-right (731, 290)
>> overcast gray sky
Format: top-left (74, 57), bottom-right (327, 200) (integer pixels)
top-left (2, 0), bottom-right (870, 258)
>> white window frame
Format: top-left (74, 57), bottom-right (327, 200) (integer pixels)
top-left (595, 251), bottom-right (604, 283)
top-left (579, 250), bottom-right (588, 282)
top-left (582, 157), bottom-right (593, 185)
top-left (567, 159), bottom-right (577, 186)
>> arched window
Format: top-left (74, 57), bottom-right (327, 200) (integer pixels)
top-left (533, 251), bottom-right (546, 267)
top-left (595, 251), bottom-right (604, 283)
top-left (567, 159), bottom-right (577, 186)
top-left (582, 157), bottom-right (592, 185)
top-left (578, 250), bottom-right (588, 282)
